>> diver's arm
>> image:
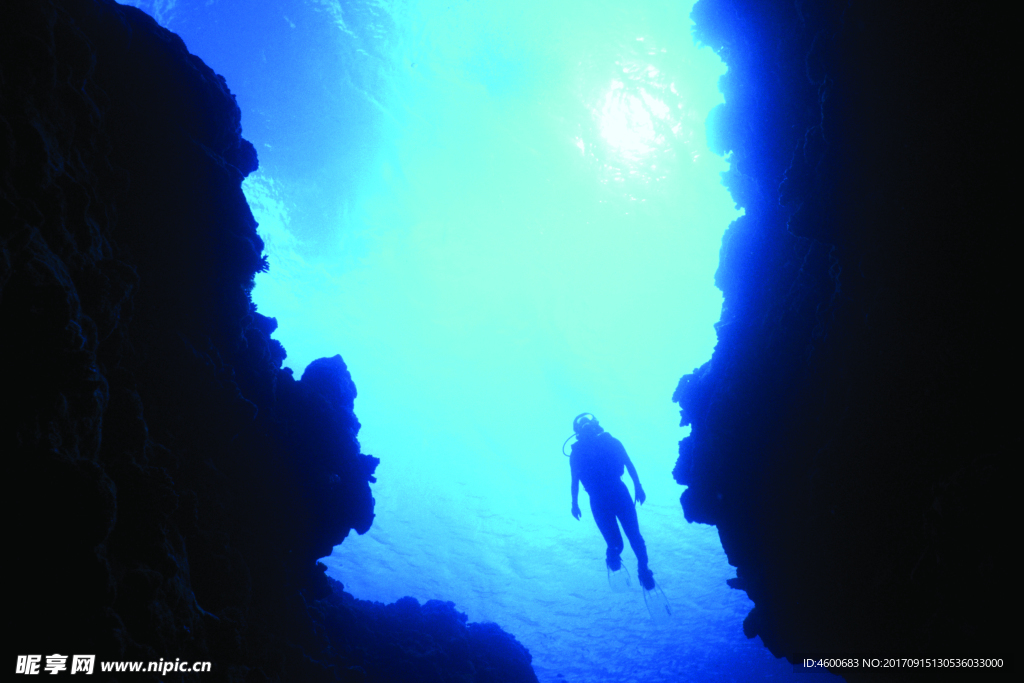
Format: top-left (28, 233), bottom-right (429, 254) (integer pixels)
top-left (571, 472), bottom-right (582, 520)
top-left (625, 456), bottom-right (646, 505)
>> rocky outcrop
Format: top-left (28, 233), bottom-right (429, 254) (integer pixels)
top-left (318, 580), bottom-right (537, 683)
top-left (674, 0), bottom-right (1010, 677)
top-left (2, 1), bottom-right (535, 681)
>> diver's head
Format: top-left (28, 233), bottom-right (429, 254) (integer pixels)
top-left (573, 413), bottom-right (603, 440)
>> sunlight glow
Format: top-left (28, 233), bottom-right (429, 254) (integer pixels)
top-left (599, 80), bottom-right (661, 159)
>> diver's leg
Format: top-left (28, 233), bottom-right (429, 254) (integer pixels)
top-left (614, 481), bottom-right (654, 588)
top-left (589, 495), bottom-right (624, 569)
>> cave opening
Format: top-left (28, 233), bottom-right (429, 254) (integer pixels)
top-left (123, 0), bottom-right (836, 680)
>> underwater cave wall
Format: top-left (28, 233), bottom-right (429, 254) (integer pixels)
top-left (674, 0), bottom-right (1011, 675)
top-left (2, 1), bottom-right (536, 681)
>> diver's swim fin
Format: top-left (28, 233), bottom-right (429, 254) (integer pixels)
top-left (607, 564), bottom-right (632, 593)
top-left (642, 583), bottom-right (672, 624)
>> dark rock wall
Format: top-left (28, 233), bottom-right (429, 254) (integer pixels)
top-left (675, 0), bottom-right (1011, 675)
top-left (2, 1), bottom-right (535, 681)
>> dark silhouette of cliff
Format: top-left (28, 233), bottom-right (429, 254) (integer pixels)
top-left (674, 0), bottom-right (1011, 678)
top-left (1, 1), bottom-right (536, 681)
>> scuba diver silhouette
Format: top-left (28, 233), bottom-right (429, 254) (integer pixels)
top-left (567, 413), bottom-right (656, 590)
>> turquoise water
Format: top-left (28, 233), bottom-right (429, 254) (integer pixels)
top-left (126, 1), bottom-right (837, 680)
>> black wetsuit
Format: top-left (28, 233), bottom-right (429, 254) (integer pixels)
top-left (570, 432), bottom-right (649, 570)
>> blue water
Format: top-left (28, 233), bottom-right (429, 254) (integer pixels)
top-left (127, 1), bottom-right (838, 680)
